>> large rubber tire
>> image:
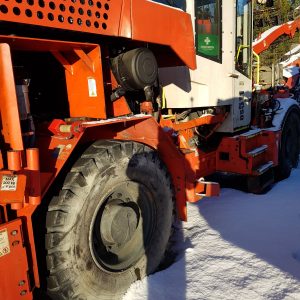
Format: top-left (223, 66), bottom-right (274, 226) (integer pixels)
top-left (275, 105), bottom-right (300, 180)
top-left (46, 140), bottom-right (173, 300)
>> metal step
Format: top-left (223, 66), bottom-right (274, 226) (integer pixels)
top-left (239, 128), bottom-right (262, 139)
top-left (252, 161), bottom-right (274, 176)
top-left (247, 166), bottom-right (274, 194)
top-left (247, 144), bottom-right (268, 157)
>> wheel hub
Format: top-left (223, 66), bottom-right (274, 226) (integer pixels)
top-left (90, 182), bottom-right (155, 272)
top-left (100, 203), bottom-right (139, 246)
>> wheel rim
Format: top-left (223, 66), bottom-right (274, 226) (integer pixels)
top-left (89, 181), bottom-right (156, 272)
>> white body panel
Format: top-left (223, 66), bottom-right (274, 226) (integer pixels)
top-left (158, 0), bottom-right (253, 132)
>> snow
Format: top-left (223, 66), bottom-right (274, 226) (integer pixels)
top-left (271, 98), bottom-right (298, 130)
top-left (283, 66), bottom-right (299, 78)
top-left (281, 53), bottom-right (300, 68)
top-left (253, 25), bottom-right (280, 45)
top-left (284, 45), bottom-right (300, 57)
top-left (123, 167), bottom-right (300, 300)
top-left (253, 20), bottom-right (296, 45)
top-left (280, 48), bottom-right (300, 81)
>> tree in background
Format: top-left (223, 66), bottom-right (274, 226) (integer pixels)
top-left (254, 0), bottom-right (300, 69)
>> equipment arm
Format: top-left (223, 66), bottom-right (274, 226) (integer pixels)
top-left (253, 18), bottom-right (300, 54)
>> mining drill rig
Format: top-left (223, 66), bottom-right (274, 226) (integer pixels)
top-left (0, 1), bottom-right (299, 299)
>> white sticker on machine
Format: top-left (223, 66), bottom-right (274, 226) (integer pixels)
top-left (88, 77), bottom-right (97, 97)
top-left (0, 229), bottom-right (10, 257)
top-left (1, 175), bottom-right (18, 191)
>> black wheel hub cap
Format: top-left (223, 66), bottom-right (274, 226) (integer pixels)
top-left (90, 182), bottom-right (155, 272)
top-left (100, 201), bottom-right (139, 246)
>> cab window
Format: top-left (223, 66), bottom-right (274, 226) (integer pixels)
top-left (152, 0), bottom-right (186, 11)
top-left (235, 0), bottom-right (252, 77)
top-left (195, 0), bottom-right (222, 62)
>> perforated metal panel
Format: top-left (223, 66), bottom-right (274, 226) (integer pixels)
top-left (0, 0), bottom-right (122, 37)
top-left (0, 0), bottom-right (197, 71)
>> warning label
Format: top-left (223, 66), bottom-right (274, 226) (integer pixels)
top-left (1, 175), bottom-right (18, 191)
top-left (88, 77), bottom-right (97, 97)
top-left (0, 229), bottom-right (10, 258)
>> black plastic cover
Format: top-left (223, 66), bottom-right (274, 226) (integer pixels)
top-left (111, 48), bottom-right (158, 91)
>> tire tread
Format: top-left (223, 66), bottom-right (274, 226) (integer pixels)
top-left (46, 140), bottom-right (174, 300)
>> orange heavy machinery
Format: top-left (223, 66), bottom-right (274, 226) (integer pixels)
top-left (0, 1), bottom-right (299, 300)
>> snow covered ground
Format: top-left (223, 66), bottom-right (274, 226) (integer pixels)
top-left (123, 167), bottom-right (300, 300)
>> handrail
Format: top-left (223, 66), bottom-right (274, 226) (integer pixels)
top-left (252, 50), bottom-right (260, 85)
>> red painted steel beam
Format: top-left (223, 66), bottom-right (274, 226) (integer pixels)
top-left (0, 44), bottom-right (23, 151)
top-left (253, 19), bottom-right (300, 54)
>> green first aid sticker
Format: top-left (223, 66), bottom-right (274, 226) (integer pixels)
top-left (198, 34), bottom-right (219, 57)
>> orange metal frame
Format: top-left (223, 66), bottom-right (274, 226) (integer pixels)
top-left (0, 0), bottom-right (196, 70)
top-left (0, 43), bottom-right (23, 151)
top-left (0, 32), bottom-right (197, 299)
top-left (0, 219), bottom-right (32, 300)
top-left (0, 35), bottom-right (107, 119)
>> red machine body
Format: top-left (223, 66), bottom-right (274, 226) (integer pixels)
top-left (0, 1), bottom-right (299, 300)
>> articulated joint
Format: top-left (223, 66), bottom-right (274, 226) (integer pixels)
top-left (48, 119), bottom-right (84, 138)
